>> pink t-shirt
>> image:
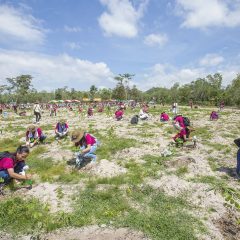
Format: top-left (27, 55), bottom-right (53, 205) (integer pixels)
top-left (85, 133), bottom-right (96, 145)
top-left (115, 110), bottom-right (123, 118)
top-left (161, 113), bottom-right (169, 121)
top-left (0, 157), bottom-right (14, 170)
top-left (175, 116), bottom-right (185, 128)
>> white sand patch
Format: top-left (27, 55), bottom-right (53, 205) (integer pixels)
top-left (89, 159), bottom-right (127, 178)
top-left (26, 182), bottom-right (83, 213)
top-left (25, 226), bottom-right (149, 240)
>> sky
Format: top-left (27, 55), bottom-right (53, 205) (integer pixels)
top-left (0, 0), bottom-right (239, 91)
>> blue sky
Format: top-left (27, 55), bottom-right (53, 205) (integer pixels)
top-left (0, 0), bottom-right (239, 91)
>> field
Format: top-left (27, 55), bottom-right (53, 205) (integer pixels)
top-left (0, 105), bottom-right (240, 240)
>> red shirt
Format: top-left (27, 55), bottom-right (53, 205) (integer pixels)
top-left (85, 134), bottom-right (96, 145)
top-left (175, 116), bottom-right (185, 128)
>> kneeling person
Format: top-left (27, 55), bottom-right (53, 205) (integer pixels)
top-left (0, 146), bottom-right (32, 185)
top-left (55, 119), bottom-right (69, 139)
top-left (26, 125), bottom-right (46, 148)
top-left (71, 130), bottom-right (98, 165)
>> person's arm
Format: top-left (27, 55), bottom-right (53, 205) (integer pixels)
top-left (7, 168), bottom-right (31, 180)
top-left (82, 144), bottom-right (91, 154)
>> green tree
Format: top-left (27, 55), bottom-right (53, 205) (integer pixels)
top-left (89, 85), bottom-right (98, 101)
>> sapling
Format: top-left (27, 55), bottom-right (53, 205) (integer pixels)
top-left (20, 165), bottom-right (33, 185)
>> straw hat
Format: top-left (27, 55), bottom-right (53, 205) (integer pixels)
top-left (71, 130), bottom-right (85, 143)
top-left (59, 119), bottom-right (66, 124)
top-left (28, 124), bottom-right (36, 132)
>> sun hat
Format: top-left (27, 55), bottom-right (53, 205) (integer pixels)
top-left (28, 124), bottom-right (36, 132)
top-left (71, 130), bottom-right (85, 143)
top-left (59, 119), bottom-right (66, 123)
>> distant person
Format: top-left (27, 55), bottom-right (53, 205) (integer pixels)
top-left (173, 126), bottom-right (195, 144)
top-left (26, 125), bottom-right (46, 148)
top-left (0, 146), bottom-right (32, 185)
top-left (115, 107), bottom-right (124, 121)
top-left (33, 102), bottom-right (42, 123)
top-left (130, 115), bottom-right (139, 124)
top-left (160, 112), bottom-right (169, 122)
top-left (172, 102), bottom-right (178, 115)
top-left (173, 115), bottom-right (185, 130)
top-left (189, 100), bottom-right (193, 109)
top-left (55, 119), bottom-right (69, 139)
top-left (219, 101), bottom-right (224, 111)
top-left (210, 111), bottom-right (219, 121)
top-left (87, 105), bottom-right (93, 117)
top-left (139, 104), bottom-right (149, 120)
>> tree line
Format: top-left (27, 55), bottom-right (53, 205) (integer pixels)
top-left (0, 73), bottom-right (240, 106)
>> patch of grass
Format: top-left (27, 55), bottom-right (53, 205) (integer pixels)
top-left (0, 138), bottom-right (22, 152)
top-left (0, 197), bottom-right (62, 235)
top-left (118, 186), bottom-right (205, 240)
top-left (70, 187), bottom-right (130, 226)
top-left (205, 142), bottom-right (228, 151)
top-left (41, 124), bottom-right (54, 131)
top-left (97, 137), bottom-right (138, 160)
top-left (207, 156), bottom-right (219, 171)
top-left (195, 127), bottom-right (213, 139)
top-left (176, 166), bottom-right (188, 176)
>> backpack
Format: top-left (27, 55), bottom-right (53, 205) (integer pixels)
top-left (234, 138), bottom-right (240, 148)
top-left (131, 115), bottom-right (139, 124)
top-left (183, 117), bottom-right (190, 126)
top-left (0, 152), bottom-right (14, 161)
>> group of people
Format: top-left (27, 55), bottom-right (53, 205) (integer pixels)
top-left (1, 101), bottom-right (240, 193)
top-left (0, 117), bottom-right (99, 189)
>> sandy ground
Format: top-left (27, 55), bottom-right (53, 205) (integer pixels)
top-left (1, 106), bottom-right (240, 239)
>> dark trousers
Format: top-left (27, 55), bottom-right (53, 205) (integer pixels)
top-left (34, 111), bottom-right (41, 122)
top-left (237, 148), bottom-right (240, 174)
top-left (0, 161), bottom-right (25, 184)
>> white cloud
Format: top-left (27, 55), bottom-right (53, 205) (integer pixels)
top-left (98, 0), bottom-right (148, 38)
top-left (0, 5), bottom-right (45, 44)
top-left (65, 42), bottom-right (81, 50)
top-left (136, 62), bottom-right (239, 90)
top-left (144, 33), bottom-right (168, 47)
top-left (199, 54), bottom-right (224, 66)
top-left (176, 0), bottom-right (240, 29)
top-left (64, 25), bottom-right (82, 33)
top-left (0, 49), bottom-right (114, 90)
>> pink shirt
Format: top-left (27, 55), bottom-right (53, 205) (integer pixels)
top-left (85, 133), bottom-right (96, 145)
top-left (161, 113), bottom-right (169, 121)
top-left (175, 116), bottom-right (185, 128)
top-left (0, 157), bottom-right (14, 170)
top-left (115, 110), bottom-right (123, 118)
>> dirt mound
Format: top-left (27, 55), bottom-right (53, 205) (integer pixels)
top-left (89, 159), bottom-right (127, 178)
top-left (214, 212), bottom-right (240, 240)
top-left (166, 156), bottom-right (195, 168)
top-left (41, 226), bottom-right (149, 240)
top-left (26, 182), bottom-right (83, 213)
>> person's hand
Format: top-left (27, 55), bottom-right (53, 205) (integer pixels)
top-left (25, 174), bottom-right (32, 180)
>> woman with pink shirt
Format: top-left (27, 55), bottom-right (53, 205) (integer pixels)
top-left (115, 108), bottom-right (124, 121)
top-left (160, 112), bottom-right (169, 122)
top-left (71, 130), bottom-right (98, 164)
top-left (0, 146), bottom-right (32, 185)
top-left (173, 115), bottom-right (185, 130)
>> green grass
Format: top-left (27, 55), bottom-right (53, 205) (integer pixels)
top-left (0, 138), bottom-right (22, 152)
top-left (118, 186), bottom-right (205, 240)
top-left (96, 136), bottom-right (138, 160)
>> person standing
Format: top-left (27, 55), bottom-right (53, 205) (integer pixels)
top-left (33, 102), bottom-right (42, 123)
